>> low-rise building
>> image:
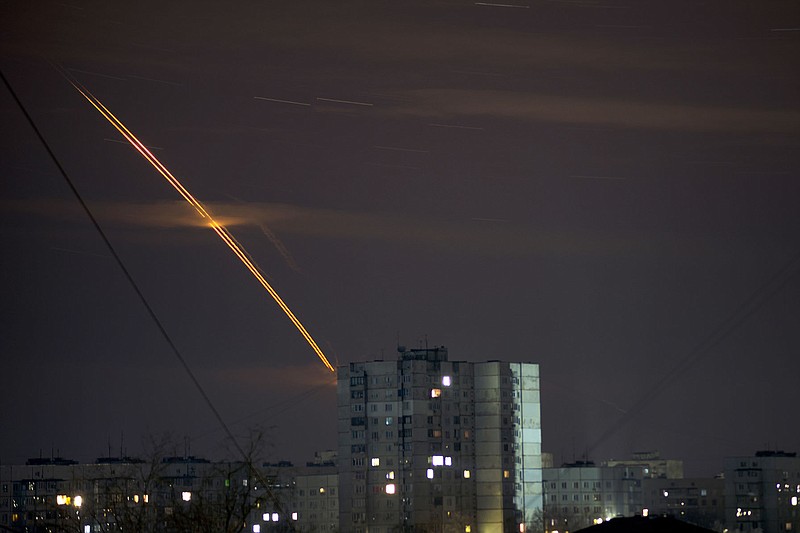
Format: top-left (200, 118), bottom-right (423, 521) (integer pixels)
top-left (724, 450), bottom-right (800, 533)
top-left (642, 476), bottom-right (725, 531)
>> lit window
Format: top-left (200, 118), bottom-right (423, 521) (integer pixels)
top-left (181, 492), bottom-right (191, 502)
top-left (520, 523), bottom-right (526, 532)
top-left (642, 509), bottom-right (649, 517)
top-left (792, 496), bottom-right (798, 506)
top-left (445, 457), bottom-right (452, 466)
top-left (73, 495), bottom-right (82, 508)
top-left (371, 457), bottom-right (380, 467)
top-left (84, 527), bottom-right (90, 533)
top-left (442, 376), bottom-right (451, 387)
top-left (272, 513), bottom-right (279, 522)
top-left (431, 389), bottom-right (442, 398)
top-left (57, 495), bottom-right (68, 505)
top-left (133, 494), bottom-right (140, 503)
top-left (253, 526), bottom-right (261, 533)
top-left (387, 471), bottom-right (395, 480)
top-left (427, 469), bottom-right (434, 479)
top-left (292, 512), bottom-right (298, 521)
top-left (503, 470), bottom-right (510, 479)
top-left (465, 526), bottom-right (471, 533)
top-left (143, 494), bottom-right (149, 503)
top-left (463, 470), bottom-right (471, 479)
top-left (432, 455), bottom-right (444, 466)
top-left (263, 513), bottom-right (270, 521)
top-left (319, 487), bottom-right (325, 494)
top-left (386, 484), bottom-right (396, 494)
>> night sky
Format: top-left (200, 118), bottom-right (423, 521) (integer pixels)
top-left (2, 0), bottom-right (799, 476)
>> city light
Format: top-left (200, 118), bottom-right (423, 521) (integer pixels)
top-left (182, 491), bottom-right (192, 502)
top-left (427, 468), bottom-right (434, 479)
top-left (463, 469), bottom-right (471, 478)
top-left (73, 495), bottom-right (82, 508)
top-left (431, 388), bottom-right (442, 398)
top-left (386, 483), bottom-right (396, 494)
top-left (432, 455), bottom-right (444, 466)
top-left (442, 376), bottom-right (451, 386)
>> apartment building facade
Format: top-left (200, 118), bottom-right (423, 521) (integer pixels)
top-left (337, 346), bottom-right (543, 533)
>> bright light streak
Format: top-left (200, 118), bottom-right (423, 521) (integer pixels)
top-left (70, 81), bottom-right (335, 372)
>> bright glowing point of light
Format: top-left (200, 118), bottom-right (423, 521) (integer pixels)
top-left (319, 487), bottom-right (325, 494)
top-left (465, 526), bottom-right (471, 533)
top-left (73, 495), bottom-right (82, 508)
top-left (442, 376), bottom-right (451, 386)
top-left (642, 508), bottom-right (649, 517)
top-left (520, 523), bottom-right (526, 532)
top-left (70, 82), bottom-right (335, 373)
top-left (427, 468), bottom-right (434, 479)
top-left (181, 491), bottom-right (191, 502)
top-left (386, 483), bottom-right (396, 494)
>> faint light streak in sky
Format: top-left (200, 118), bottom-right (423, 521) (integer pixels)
top-left (70, 80), bottom-right (335, 372)
top-left (258, 223), bottom-right (301, 273)
top-left (373, 145), bottom-right (429, 153)
top-left (254, 96), bottom-right (311, 106)
top-left (316, 97), bottom-right (374, 107)
top-left (104, 137), bottom-right (163, 150)
top-left (428, 123), bottom-right (484, 130)
top-left (474, 2), bottom-right (530, 8)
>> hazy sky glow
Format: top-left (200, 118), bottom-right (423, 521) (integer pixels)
top-left (2, 0), bottom-right (799, 475)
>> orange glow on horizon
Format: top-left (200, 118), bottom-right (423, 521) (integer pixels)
top-left (71, 81), bottom-right (335, 373)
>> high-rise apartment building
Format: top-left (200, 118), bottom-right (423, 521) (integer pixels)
top-left (337, 346), bottom-right (543, 533)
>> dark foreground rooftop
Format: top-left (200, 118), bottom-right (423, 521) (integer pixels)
top-left (576, 516), bottom-right (715, 533)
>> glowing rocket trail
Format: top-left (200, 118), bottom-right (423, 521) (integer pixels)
top-left (70, 80), bottom-right (335, 373)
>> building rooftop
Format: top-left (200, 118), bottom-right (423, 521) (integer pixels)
top-left (576, 516), bottom-right (716, 533)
